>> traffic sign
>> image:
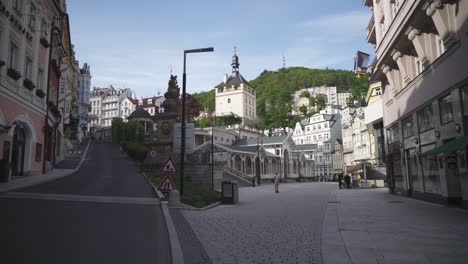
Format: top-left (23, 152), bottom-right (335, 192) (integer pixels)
top-left (160, 158), bottom-right (177, 174)
top-left (158, 174), bottom-right (176, 192)
top-left (149, 150), bottom-right (157, 158)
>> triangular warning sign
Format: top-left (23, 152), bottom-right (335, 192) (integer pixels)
top-left (158, 175), bottom-right (176, 192)
top-left (160, 158), bottom-right (177, 174)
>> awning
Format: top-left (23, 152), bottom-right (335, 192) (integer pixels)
top-left (422, 136), bottom-right (468, 156)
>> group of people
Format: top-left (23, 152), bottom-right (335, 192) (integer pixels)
top-left (338, 173), bottom-right (361, 189)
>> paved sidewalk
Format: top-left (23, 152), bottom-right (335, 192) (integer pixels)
top-left (179, 182), bottom-right (468, 264)
top-left (322, 188), bottom-right (468, 264)
top-left (0, 140), bottom-right (90, 193)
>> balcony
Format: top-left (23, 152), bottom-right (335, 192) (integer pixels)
top-left (367, 15), bottom-right (376, 45)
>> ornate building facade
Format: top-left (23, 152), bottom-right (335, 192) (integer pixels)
top-left (365, 0), bottom-right (468, 205)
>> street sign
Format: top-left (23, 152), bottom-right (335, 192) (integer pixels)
top-left (158, 174), bottom-right (176, 192)
top-left (150, 150), bottom-right (157, 158)
top-left (160, 158), bottom-right (177, 174)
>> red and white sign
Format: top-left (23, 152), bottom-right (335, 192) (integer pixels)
top-left (158, 175), bottom-right (176, 192)
top-left (160, 158), bottom-right (177, 174)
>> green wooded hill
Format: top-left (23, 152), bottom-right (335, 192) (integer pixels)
top-left (193, 67), bottom-right (369, 130)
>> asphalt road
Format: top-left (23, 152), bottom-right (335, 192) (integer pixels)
top-left (0, 141), bottom-right (171, 264)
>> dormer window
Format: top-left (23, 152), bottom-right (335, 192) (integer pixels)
top-left (148, 99), bottom-right (152, 104)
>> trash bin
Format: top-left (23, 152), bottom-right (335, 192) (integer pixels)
top-left (222, 181), bottom-right (238, 204)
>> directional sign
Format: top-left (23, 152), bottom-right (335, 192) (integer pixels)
top-left (160, 158), bottom-right (177, 174)
top-left (158, 174), bottom-right (176, 192)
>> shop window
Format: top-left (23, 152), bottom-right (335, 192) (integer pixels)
top-left (402, 116), bottom-right (414, 138)
top-left (417, 105), bottom-right (434, 132)
top-left (439, 94), bottom-right (453, 124)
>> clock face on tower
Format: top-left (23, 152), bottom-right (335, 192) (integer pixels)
top-left (161, 121), bottom-right (171, 135)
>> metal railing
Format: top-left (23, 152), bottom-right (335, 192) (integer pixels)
top-left (224, 166), bottom-right (253, 183)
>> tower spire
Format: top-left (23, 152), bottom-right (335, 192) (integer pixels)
top-left (231, 45), bottom-right (240, 73)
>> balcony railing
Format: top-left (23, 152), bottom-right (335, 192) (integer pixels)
top-left (367, 14), bottom-right (376, 45)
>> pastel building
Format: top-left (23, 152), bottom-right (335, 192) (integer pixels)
top-left (364, 0), bottom-right (468, 205)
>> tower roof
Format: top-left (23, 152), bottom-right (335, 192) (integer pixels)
top-left (231, 46), bottom-right (239, 73)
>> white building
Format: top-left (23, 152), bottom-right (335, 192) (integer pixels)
top-left (120, 97), bottom-right (138, 120)
top-left (341, 106), bottom-right (355, 171)
top-left (352, 107), bottom-right (371, 163)
top-left (337, 92), bottom-right (351, 108)
top-left (88, 86), bottom-right (135, 132)
top-left (292, 105), bottom-right (342, 180)
top-left (215, 49), bottom-right (257, 127)
top-left (138, 96), bottom-right (163, 116)
top-left (77, 63), bottom-right (91, 140)
top-left (291, 86), bottom-right (348, 114)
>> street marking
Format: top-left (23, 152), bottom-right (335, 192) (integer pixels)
top-left (2, 192), bottom-right (160, 205)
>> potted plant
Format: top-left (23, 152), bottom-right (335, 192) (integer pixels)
top-left (36, 89), bottom-right (46, 98)
top-left (23, 78), bottom-right (36, 90)
top-left (40, 37), bottom-right (50, 48)
top-left (7, 68), bottom-right (21, 80)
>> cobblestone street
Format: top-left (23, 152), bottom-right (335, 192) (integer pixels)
top-left (182, 183), bottom-right (333, 264)
top-left (180, 183), bottom-right (468, 264)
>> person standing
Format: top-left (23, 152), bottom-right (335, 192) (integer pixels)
top-left (274, 172), bottom-right (280, 193)
top-left (344, 173), bottom-right (351, 189)
top-left (352, 174), bottom-right (357, 188)
top-left (338, 174), bottom-right (343, 189)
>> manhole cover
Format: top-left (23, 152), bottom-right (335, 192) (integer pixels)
top-left (388, 200), bottom-right (404, 203)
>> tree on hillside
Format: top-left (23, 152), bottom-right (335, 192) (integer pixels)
top-left (315, 94), bottom-right (328, 110)
top-left (192, 89), bottom-right (215, 112)
top-left (185, 94), bottom-right (203, 122)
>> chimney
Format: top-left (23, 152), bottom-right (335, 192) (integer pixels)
top-left (224, 73), bottom-right (228, 84)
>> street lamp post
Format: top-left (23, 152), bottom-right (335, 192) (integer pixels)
top-left (180, 47), bottom-right (214, 196)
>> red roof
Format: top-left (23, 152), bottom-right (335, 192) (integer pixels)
top-left (127, 97), bottom-right (138, 105)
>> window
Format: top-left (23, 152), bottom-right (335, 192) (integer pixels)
top-left (25, 58), bottom-right (33, 79)
top-left (13, 0), bottom-right (23, 13)
top-left (380, 17), bottom-right (386, 36)
top-left (324, 123), bottom-right (328, 128)
top-left (313, 135), bottom-right (317, 141)
top-left (387, 123), bottom-right (400, 143)
top-left (29, 3), bottom-right (37, 29)
top-left (439, 94), bottom-right (453, 124)
top-left (35, 143), bottom-right (42, 162)
top-left (318, 125), bottom-right (321, 130)
top-left (37, 68), bottom-right (44, 90)
top-left (227, 98), bottom-right (231, 103)
top-left (9, 42), bottom-right (19, 69)
top-left (306, 127), bottom-right (310, 131)
top-left (148, 99), bottom-right (152, 104)
top-left (402, 116), bottom-right (414, 138)
top-left (418, 105), bottom-right (434, 131)
top-left (435, 34), bottom-right (445, 57)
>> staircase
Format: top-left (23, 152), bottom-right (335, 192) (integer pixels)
top-left (223, 167), bottom-right (253, 187)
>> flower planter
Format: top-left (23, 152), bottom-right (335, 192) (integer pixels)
top-left (36, 89), bottom-right (46, 98)
top-left (23, 78), bottom-right (36, 90)
top-left (7, 68), bottom-right (21, 80)
top-left (40, 37), bottom-right (50, 48)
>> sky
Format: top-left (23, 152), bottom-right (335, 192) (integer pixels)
top-left (67, 0), bottom-right (375, 98)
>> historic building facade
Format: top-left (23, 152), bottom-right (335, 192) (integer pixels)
top-left (0, 0), bottom-right (71, 180)
top-left (292, 105), bottom-right (342, 180)
top-left (365, 0), bottom-right (468, 205)
top-left (215, 48), bottom-right (257, 127)
top-left (77, 63), bottom-right (91, 140)
top-left (88, 86), bottom-right (135, 133)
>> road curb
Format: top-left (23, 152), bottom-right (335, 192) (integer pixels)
top-left (169, 201), bottom-right (222, 211)
top-left (141, 172), bottom-right (184, 264)
top-left (0, 139), bottom-right (91, 193)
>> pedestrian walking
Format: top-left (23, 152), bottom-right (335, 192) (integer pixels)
top-left (357, 174), bottom-right (362, 188)
top-left (252, 177), bottom-right (256, 187)
top-left (274, 172), bottom-right (280, 193)
top-left (352, 174), bottom-right (357, 188)
top-left (344, 173), bottom-right (351, 189)
top-left (338, 174), bottom-right (343, 189)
